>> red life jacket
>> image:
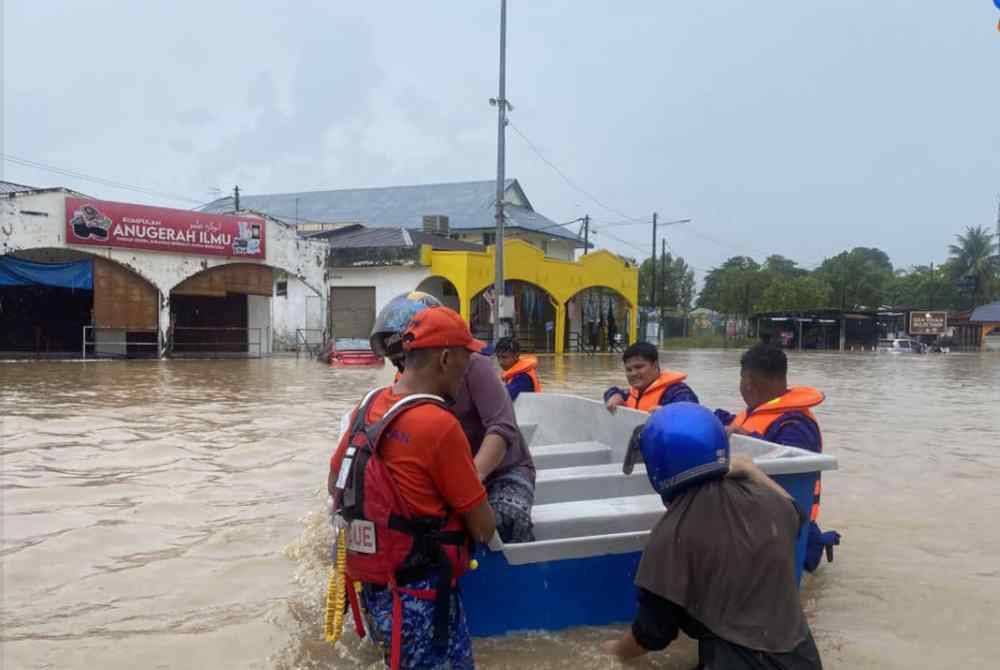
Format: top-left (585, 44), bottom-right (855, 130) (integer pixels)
top-left (626, 371), bottom-right (688, 412)
top-left (731, 387), bottom-right (825, 521)
top-left (500, 355), bottom-right (542, 392)
top-left (334, 387), bottom-right (472, 668)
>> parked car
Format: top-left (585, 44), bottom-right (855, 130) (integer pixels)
top-left (877, 338), bottom-right (926, 354)
top-left (323, 338), bottom-right (384, 367)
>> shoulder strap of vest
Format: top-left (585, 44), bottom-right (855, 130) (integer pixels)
top-left (363, 393), bottom-right (448, 451)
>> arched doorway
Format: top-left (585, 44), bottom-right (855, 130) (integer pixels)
top-left (470, 280), bottom-right (557, 352)
top-left (416, 275), bottom-right (461, 313)
top-left (0, 248), bottom-right (159, 358)
top-left (169, 263), bottom-right (275, 357)
top-left (564, 286), bottom-right (631, 353)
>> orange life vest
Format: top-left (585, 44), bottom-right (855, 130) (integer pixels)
top-left (626, 371), bottom-right (688, 412)
top-left (500, 355), bottom-right (542, 393)
top-left (731, 386), bottom-right (825, 522)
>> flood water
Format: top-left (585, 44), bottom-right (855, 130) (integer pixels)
top-left (2, 351), bottom-right (998, 669)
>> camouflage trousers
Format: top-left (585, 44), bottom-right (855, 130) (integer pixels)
top-left (487, 474), bottom-right (535, 544)
top-left (360, 578), bottom-right (475, 670)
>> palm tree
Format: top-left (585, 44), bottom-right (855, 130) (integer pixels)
top-left (948, 225), bottom-right (998, 306)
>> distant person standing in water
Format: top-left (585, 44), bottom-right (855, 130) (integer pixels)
top-left (604, 342), bottom-right (699, 413)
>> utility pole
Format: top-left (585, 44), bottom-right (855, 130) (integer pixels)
top-left (650, 212), bottom-right (658, 310)
top-left (583, 214), bottom-right (590, 255)
top-left (661, 238), bottom-right (668, 343)
top-left (491, 0), bottom-right (510, 345)
top-left (234, 185), bottom-right (240, 212)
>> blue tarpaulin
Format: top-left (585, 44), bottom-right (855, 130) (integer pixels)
top-left (0, 255), bottom-right (93, 289)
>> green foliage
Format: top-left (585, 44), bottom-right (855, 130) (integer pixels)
top-left (638, 253), bottom-right (697, 313)
top-left (694, 232), bottom-right (999, 315)
top-left (755, 275), bottom-right (833, 313)
top-left (947, 225), bottom-right (998, 307)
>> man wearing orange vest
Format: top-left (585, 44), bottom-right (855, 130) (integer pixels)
top-left (328, 306), bottom-right (497, 669)
top-left (494, 337), bottom-right (542, 402)
top-left (715, 342), bottom-right (840, 573)
top-left (604, 342), bottom-right (699, 413)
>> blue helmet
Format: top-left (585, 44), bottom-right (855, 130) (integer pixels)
top-left (369, 291), bottom-right (442, 361)
top-left (638, 402), bottom-right (730, 500)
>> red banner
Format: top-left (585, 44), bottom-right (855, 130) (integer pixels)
top-left (65, 197), bottom-right (266, 259)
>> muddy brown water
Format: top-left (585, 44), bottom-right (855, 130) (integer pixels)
top-left (2, 352), bottom-right (998, 669)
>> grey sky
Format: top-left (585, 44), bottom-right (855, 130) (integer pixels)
top-left (3, 1), bottom-right (998, 280)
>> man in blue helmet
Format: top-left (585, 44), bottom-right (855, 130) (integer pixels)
top-left (604, 402), bottom-right (823, 669)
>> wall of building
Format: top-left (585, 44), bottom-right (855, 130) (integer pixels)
top-left (327, 265), bottom-right (429, 325)
top-left (271, 272), bottom-right (323, 350)
top-left (247, 294), bottom-right (272, 356)
top-left (449, 230), bottom-right (576, 261)
top-left (0, 190), bottom-right (328, 355)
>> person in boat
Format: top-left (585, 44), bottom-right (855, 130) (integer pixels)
top-left (494, 336), bottom-right (542, 402)
top-left (603, 341), bottom-right (699, 413)
top-left (714, 342), bottom-right (840, 573)
top-left (328, 305), bottom-right (496, 670)
top-left (368, 292), bottom-right (536, 544)
top-left (604, 402), bottom-right (823, 669)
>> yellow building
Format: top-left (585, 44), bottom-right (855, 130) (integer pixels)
top-left (421, 239), bottom-right (638, 353)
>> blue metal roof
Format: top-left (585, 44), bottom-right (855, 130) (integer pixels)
top-left (200, 179), bottom-right (583, 245)
top-left (970, 301), bottom-right (1000, 323)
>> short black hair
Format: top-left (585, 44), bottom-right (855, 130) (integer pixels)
top-left (740, 343), bottom-right (787, 379)
top-left (622, 341), bottom-right (658, 364)
top-left (494, 336), bottom-right (519, 355)
top-left (403, 347), bottom-right (437, 370)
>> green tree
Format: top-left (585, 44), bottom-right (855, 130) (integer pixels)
top-left (763, 254), bottom-right (808, 279)
top-left (754, 275), bottom-right (833, 312)
top-left (815, 247), bottom-right (894, 309)
top-left (947, 225), bottom-right (997, 306)
top-left (696, 256), bottom-right (768, 318)
top-left (887, 264), bottom-right (962, 310)
top-left (638, 253), bottom-right (697, 312)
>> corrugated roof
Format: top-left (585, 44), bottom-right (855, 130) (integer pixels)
top-left (970, 301), bottom-right (1000, 323)
top-left (0, 180), bottom-right (40, 194)
top-left (199, 179), bottom-right (583, 245)
top-left (320, 226), bottom-right (484, 252)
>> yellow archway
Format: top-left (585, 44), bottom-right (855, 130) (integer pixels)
top-left (420, 239), bottom-right (639, 353)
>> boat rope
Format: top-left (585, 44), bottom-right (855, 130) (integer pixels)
top-left (324, 525), bottom-right (347, 644)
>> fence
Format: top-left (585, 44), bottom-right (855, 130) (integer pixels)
top-left (295, 328), bottom-right (327, 358)
top-left (168, 326), bottom-right (268, 358)
top-left (82, 326), bottom-right (160, 360)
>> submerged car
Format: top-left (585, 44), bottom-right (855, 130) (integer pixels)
top-left (325, 338), bottom-right (384, 367)
top-left (877, 338), bottom-right (926, 354)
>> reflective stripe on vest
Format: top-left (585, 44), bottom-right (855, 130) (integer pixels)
top-left (731, 387), bottom-right (825, 520)
top-left (625, 371), bottom-right (688, 412)
top-left (500, 355), bottom-right (542, 392)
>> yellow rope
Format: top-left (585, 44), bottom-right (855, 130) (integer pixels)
top-left (324, 525), bottom-right (348, 644)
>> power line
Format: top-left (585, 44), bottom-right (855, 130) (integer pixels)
top-left (507, 122), bottom-right (644, 223)
top-left (2, 153), bottom-right (204, 205)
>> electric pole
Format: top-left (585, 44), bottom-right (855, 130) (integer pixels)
top-left (650, 212), bottom-right (658, 311)
top-left (234, 185), bottom-right (240, 212)
top-left (491, 0), bottom-right (510, 345)
top-left (583, 214), bottom-right (590, 255)
top-left (661, 238), bottom-right (668, 340)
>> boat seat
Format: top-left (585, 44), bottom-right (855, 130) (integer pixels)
top-left (534, 463), bottom-right (650, 505)
top-left (530, 441), bottom-right (612, 470)
top-left (531, 494), bottom-right (664, 541)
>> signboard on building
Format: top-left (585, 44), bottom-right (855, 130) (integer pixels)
top-left (65, 197), bottom-right (266, 259)
top-left (909, 311), bottom-right (947, 335)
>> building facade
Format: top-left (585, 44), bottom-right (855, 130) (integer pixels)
top-left (1, 185), bottom-right (326, 357)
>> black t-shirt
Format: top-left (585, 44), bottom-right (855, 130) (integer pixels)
top-left (632, 587), bottom-right (823, 670)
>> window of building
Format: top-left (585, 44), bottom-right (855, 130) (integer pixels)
top-left (276, 280), bottom-right (288, 297)
top-left (483, 232), bottom-right (496, 246)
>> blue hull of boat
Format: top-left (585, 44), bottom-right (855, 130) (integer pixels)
top-left (462, 471), bottom-right (817, 637)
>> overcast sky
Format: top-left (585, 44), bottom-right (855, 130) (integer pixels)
top-left (3, 1), bottom-right (999, 279)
